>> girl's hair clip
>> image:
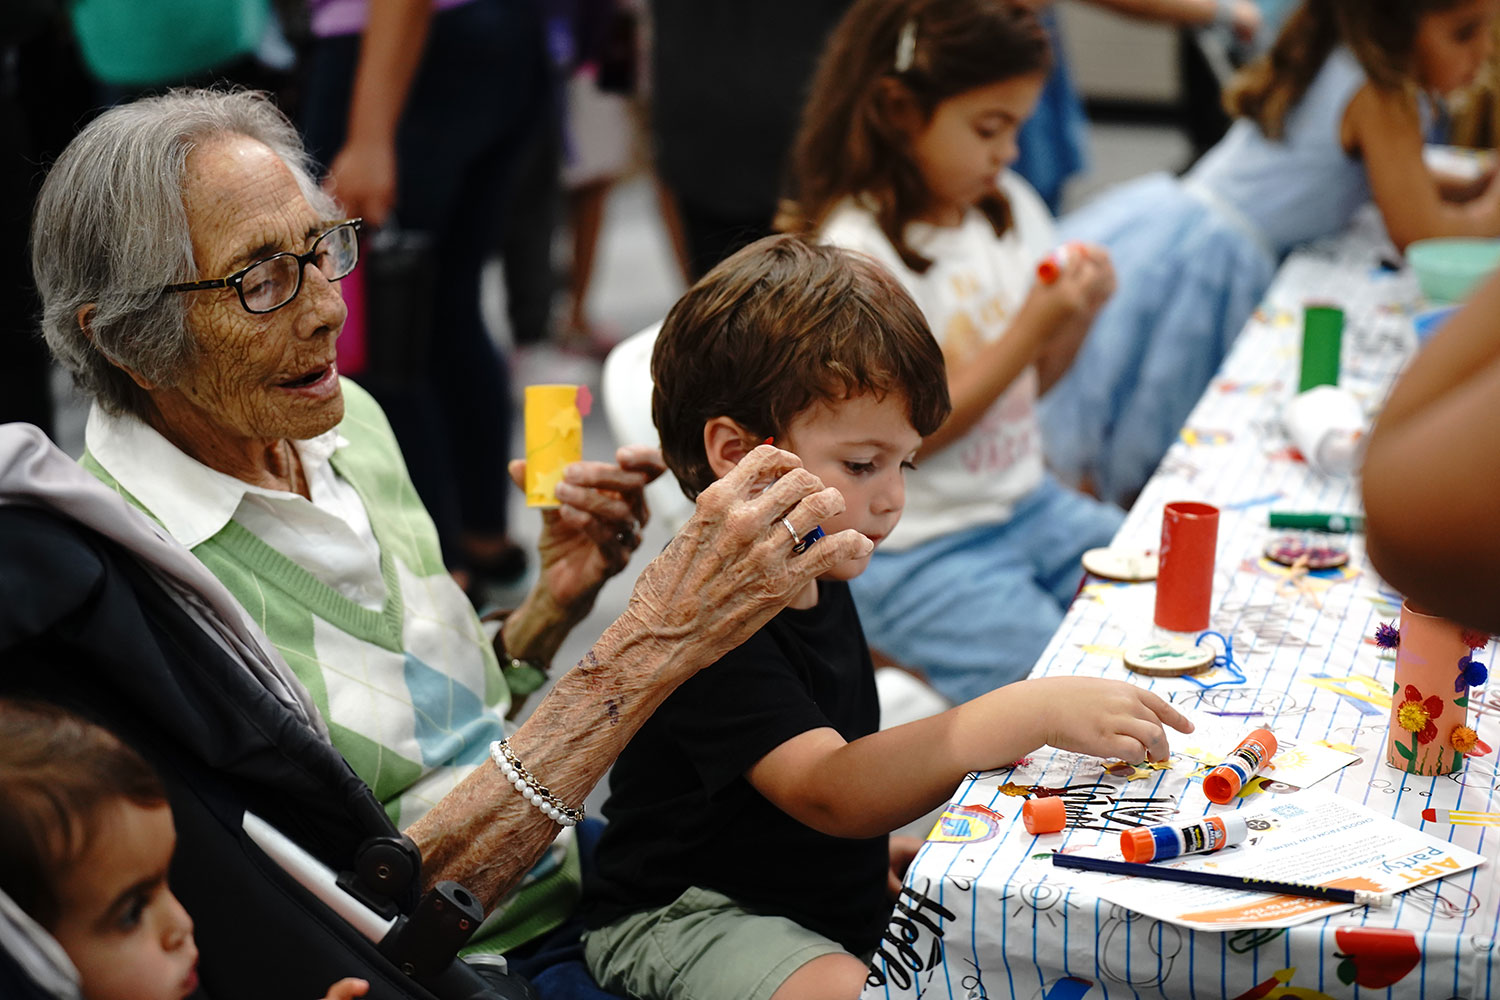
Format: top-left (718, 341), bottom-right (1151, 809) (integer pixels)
top-left (894, 18), bottom-right (917, 73)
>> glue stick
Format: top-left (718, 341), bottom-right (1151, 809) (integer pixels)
top-left (1036, 243), bottom-right (1080, 284)
top-left (1120, 813), bottom-right (1252, 863)
top-left (1202, 728), bottom-right (1278, 804)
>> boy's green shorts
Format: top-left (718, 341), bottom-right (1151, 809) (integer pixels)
top-left (582, 886), bottom-right (849, 1000)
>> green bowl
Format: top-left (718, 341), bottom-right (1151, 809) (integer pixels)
top-left (1407, 237), bottom-right (1500, 304)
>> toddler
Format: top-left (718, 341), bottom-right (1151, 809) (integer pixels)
top-left (0, 699), bottom-right (367, 1000)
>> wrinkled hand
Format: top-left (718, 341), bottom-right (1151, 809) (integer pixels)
top-left (323, 140), bottom-right (397, 227)
top-left (508, 445), bottom-right (665, 617)
top-left (320, 979), bottom-right (369, 1000)
top-left (887, 835), bottom-right (923, 898)
top-left (618, 444), bottom-right (873, 675)
top-left (1035, 677), bottom-right (1192, 763)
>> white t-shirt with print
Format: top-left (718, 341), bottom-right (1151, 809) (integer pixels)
top-left (819, 171), bottom-right (1056, 552)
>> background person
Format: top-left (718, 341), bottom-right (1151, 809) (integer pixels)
top-left (1363, 269), bottom-right (1500, 634)
top-left (780, 0), bottom-right (1120, 703)
top-left (1042, 0), bottom-right (1500, 506)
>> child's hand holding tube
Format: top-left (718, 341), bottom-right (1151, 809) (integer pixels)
top-left (1026, 242), bottom-right (1115, 389)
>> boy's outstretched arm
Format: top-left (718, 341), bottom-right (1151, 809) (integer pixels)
top-left (747, 677), bottom-right (1191, 840)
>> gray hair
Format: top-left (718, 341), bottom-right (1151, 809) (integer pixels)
top-left (30, 88), bottom-right (339, 418)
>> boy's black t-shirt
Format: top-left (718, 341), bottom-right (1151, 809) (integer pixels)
top-left (582, 579), bottom-right (888, 955)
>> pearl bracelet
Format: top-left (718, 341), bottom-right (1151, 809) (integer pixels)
top-left (488, 739), bottom-right (584, 827)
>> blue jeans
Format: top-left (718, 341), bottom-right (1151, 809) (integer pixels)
top-left (301, 0), bottom-right (548, 562)
top-left (850, 476), bottom-right (1123, 704)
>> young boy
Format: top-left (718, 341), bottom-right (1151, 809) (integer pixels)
top-left (0, 699), bottom-right (367, 1000)
top-left (580, 235), bottom-right (1191, 1000)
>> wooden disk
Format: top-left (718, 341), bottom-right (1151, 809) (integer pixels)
top-left (1082, 548), bottom-right (1158, 582)
top-left (1264, 534), bottom-right (1349, 570)
top-left (1122, 641), bottom-right (1216, 677)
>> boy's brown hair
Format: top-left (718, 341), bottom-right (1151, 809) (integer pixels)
top-left (0, 699), bottom-right (168, 928)
top-left (652, 233), bottom-right (951, 499)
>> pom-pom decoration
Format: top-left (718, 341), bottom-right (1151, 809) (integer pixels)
top-left (1451, 725), bottom-right (1480, 754)
top-left (1462, 629), bottom-right (1493, 650)
top-left (1456, 654), bottom-right (1489, 693)
top-left (1374, 622), bottom-right (1401, 649)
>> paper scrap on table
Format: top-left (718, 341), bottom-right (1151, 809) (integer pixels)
top-left (1044, 789), bottom-right (1485, 930)
top-left (524, 384), bottom-right (584, 507)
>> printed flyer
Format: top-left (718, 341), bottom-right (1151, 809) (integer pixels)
top-left (1044, 790), bottom-right (1486, 930)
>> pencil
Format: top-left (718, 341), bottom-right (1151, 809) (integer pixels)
top-left (1050, 853), bottom-right (1389, 908)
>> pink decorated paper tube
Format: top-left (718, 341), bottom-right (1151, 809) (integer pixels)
top-left (1386, 602), bottom-right (1475, 776)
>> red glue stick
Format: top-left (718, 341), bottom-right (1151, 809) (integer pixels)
top-left (1037, 243), bottom-right (1080, 284)
top-left (1203, 729), bottom-right (1277, 804)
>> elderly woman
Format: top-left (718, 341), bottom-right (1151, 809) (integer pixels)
top-left (29, 88), bottom-right (870, 959)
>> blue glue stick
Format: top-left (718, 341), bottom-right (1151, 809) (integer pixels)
top-left (1120, 813), bottom-right (1252, 863)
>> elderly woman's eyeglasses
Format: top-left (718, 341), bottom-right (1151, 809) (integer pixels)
top-left (163, 220), bottom-right (363, 314)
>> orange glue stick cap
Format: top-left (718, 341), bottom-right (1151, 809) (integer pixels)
top-left (1202, 728), bottom-right (1278, 805)
top-left (1023, 796), bottom-right (1067, 834)
top-left (1036, 243), bottom-right (1079, 284)
top-left (1120, 828), bottom-right (1154, 863)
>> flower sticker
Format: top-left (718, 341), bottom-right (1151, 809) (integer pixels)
top-left (1396, 685), bottom-right (1443, 744)
top-left (1451, 726), bottom-right (1480, 754)
top-left (1393, 684), bottom-right (1448, 771)
top-left (1374, 622), bottom-right (1401, 649)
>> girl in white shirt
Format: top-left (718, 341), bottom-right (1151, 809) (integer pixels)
top-left (778, 0), bottom-right (1119, 702)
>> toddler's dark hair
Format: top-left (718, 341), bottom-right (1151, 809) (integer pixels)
top-left (0, 699), bottom-right (168, 927)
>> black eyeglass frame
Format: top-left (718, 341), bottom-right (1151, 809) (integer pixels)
top-left (163, 218), bottom-right (363, 315)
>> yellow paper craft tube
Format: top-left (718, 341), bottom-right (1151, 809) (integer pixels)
top-left (525, 384), bottom-right (583, 507)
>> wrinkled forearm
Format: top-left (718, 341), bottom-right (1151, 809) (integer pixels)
top-left (407, 609), bottom-right (697, 909)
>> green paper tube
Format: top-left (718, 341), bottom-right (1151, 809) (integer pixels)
top-left (1299, 305), bottom-right (1343, 391)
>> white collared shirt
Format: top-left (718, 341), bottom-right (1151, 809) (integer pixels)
top-left (85, 404), bottom-right (388, 610)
